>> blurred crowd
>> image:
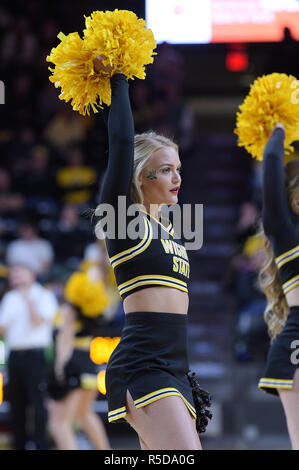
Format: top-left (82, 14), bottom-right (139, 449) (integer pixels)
top-left (0, 0), bottom-right (286, 449)
top-left (0, 1), bottom-right (201, 449)
top-left (226, 197), bottom-right (268, 362)
top-left (0, 0), bottom-right (196, 298)
top-left (0, 1), bottom-right (275, 360)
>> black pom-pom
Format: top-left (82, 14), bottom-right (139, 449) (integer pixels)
top-left (187, 371), bottom-right (212, 434)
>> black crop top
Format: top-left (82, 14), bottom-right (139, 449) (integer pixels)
top-left (262, 127), bottom-right (299, 294)
top-left (98, 74), bottom-right (190, 299)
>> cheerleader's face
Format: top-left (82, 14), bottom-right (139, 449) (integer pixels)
top-left (139, 146), bottom-right (182, 207)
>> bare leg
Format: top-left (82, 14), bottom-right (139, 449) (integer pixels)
top-left (76, 389), bottom-right (111, 450)
top-left (278, 369), bottom-right (299, 450)
top-left (125, 390), bottom-right (202, 450)
top-left (47, 389), bottom-right (82, 450)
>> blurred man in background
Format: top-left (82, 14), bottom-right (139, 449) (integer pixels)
top-left (6, 219), bottom-right (54, 279)
top-left (0, 263), bottom-right (58, 449)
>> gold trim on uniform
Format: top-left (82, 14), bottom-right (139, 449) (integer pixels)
top-left (282, 274), bottom-right (299, 294)
top-left (139, 210), bottom-right (174, 235)
top-left (109, 218), bottom-right (153, 268)
top-left (108, 405), bottom-right (127, 422)
top-left (108, 387), bottom-right (196, 423)
top-left (118, 274), bottom-right (188, 296)
top-left (275, 244), bottom-right (299, 269)
top-left (258, 377), bottom-right (293, 391)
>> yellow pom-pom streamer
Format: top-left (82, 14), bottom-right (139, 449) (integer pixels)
top-left (64, 272), bottom-right (109, 318)
top-left (46, 32), bottom-right (111, 116)
top-left (83, 9), bottom-right (156, 80)
top-left (234, 73), bottom-right (299, 162)
top-left (46, 9), bottom-right (156, 115)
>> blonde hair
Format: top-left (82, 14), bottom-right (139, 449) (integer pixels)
top-left (258, 157), bottom-right (299, 342)
top-left (130, 132), bottom-right (178, 205)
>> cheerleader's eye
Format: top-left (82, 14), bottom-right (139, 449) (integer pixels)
top-left (162, 167), bottom-right (171, 173)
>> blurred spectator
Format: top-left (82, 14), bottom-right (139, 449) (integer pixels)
top-left (84, 241), bottom-right (107, 266)
top-left (250, 161), bottom-right (263, 208)
top-left (13, 72), bottom-right (33, 102)
top-left (83, 236), bottom-right (123, 326)
top-left (233, 235), bottom-right (268, 361)
top-left (47, 266), bottom-right (110, 450)
top-left (39, 18), bottom-right (58, 49)
top-left (11, 71), bottom-right (36, 124)
top-left (55, 145), bottom-right (97, 205)
top-left (10, 126), bottom-right (37, 162)
top-left (0, 5), bottom-right (11, 32)
top-left (163, 81), bottom-right (195, 152)
top-left (0, 264), bottom-right (58, 449)
top-left (224, 201), bottom-right (262, 305)
top-left (0, 167), bottom-right (24, 216)
top-left (235, 201), bottom-right (260, 246)
top-left (26, 0), bottom-right (47, 27)
top-left (47, 204), bottom-right (92, 268)
top-left (130, 81), bottom-right (153, 133)
top-left (43, 105), bottom-right (91, 150)
top-left (0, 167), bottom-right (24, 246)
top-left (6, 219), bottom-right (54, 277)
top-left (1, 16), bottom-right (37, 66)
top-left (151, 42), bottom-right (184, 89)
top-left (0, 264), bottom-right (9, 300)
top-left (83, 225), bottom-right (113, 285)
top-left (234, 235), bottom-right (266, 310)
top-left (37, 83), bottom-right (62, 126)
top-left (224, 200), bottom-right (261, 291)
top-left (14, 144), bottom-right (57, 216)
top-left (150, 90), bottom-right (172, 137)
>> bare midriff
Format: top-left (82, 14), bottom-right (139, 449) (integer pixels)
top-left (286, 286), bottom-right (299, 308)
top-left (123, 286), bottom-right (189, 315)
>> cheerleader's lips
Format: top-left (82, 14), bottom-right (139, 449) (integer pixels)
top-left (170, 186), bottom-right (180, 194)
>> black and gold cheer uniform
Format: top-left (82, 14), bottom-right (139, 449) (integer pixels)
top-left (107, 210), bottom-right (189, 299)
top-left (258, 127), bottom-right (299, 395)
top-left (47, 314), bottom-right (99, 401)
top-left (98, 74), bottom-right (198, 425)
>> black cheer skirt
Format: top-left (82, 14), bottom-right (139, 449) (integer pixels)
top-left (259, 306), bottom-right (299, 396)
top-left (105, 312), bottom-right (197, 423)
top-left (47, 345), bottom-right (98, 401)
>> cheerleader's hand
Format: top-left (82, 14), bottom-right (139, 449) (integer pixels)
top-left (93, 55), bottom-right (113, 74)
top-left (93, 55), bottom-right (123, 75)
top-left (275, 122), bottom-right (285, 133)
top-left (267, 122), bottom-right (285, 139)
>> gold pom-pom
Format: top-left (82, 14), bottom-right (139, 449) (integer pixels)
top-left (46, 32), bottom-right (110, 115)
top-left (46, 10), bottom-right (156, 115)
top-left (83, 9), bottom-right (156, 80)
top-left (234, 73), bottom-right (299, 161)
top-left (64, 271), bottom-right (109, 318)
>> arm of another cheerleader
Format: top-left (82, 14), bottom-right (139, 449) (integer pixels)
top-left (262, 123), bottom-right (298, 254)
top-left (54, 303), bottom-right (75, 382)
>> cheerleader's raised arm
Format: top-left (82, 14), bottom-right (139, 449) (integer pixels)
top-left (262, 123), bottom-right (298, 255)
top-left (258, 125), bottom-right (299, 452)
top-left (98, 70), bottom-right (135, 208)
